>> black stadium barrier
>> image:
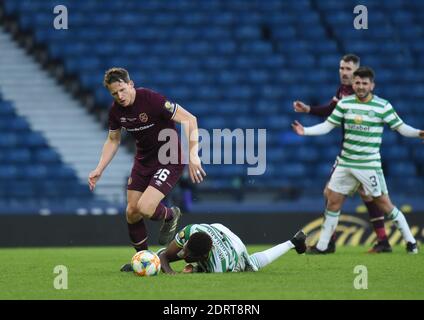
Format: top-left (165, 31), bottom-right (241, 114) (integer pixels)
top-left (0, 213), bottom-right (423, 247)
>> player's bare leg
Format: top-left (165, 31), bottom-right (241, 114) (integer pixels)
top-left (135, 186), bottom-right (182, 245)
top-left (372, 194), bottom-right (418, 254)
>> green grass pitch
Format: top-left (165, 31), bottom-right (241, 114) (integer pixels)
top-left (0, 246), bottom-right (423, 300)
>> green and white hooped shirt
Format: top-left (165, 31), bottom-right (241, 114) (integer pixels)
top-left (175, 224), bottom-right (242, 273)
top-left (327, 94), bottom-right (403, 170)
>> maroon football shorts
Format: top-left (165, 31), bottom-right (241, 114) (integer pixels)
top-left (127, 161), bottom-right (185, 196)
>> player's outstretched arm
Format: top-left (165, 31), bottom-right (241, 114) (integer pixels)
top-left (172, 105), bottom-right (206, 184)
top-left (395, 123), bottom-right (424, 143)
top-left (159, 240), bottom-right (183, 275)
top-left (294, 99), bottom-right (339, 118)
top-left (88, 129), bottom-right (121, 191)
top-left (292, 120), bottom-right (336, 136)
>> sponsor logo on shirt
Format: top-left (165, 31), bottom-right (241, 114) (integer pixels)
top-left (354, 115), bottom-right (363, 124)
top-left (164, 101), bottom-right (176, 114)
top-left (347, 124), bottom-right (370, 132)
top-left (178, 231), bottom-right (185, 239)
top-left (139, 113), bottom-right (148, 123)
top-left (120, 117), bottom-right (139, 123)
top-left (126, 124), bottom-right (155, 132)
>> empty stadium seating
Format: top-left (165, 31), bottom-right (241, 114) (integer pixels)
top-left (1, 0), bottom-right (423, 203)
top-left (0, 96), bottom-right (93, 206)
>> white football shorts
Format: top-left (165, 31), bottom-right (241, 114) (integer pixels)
top-left (327, 165), bottom-right (388, 197)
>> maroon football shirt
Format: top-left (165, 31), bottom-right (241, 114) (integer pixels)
top-left (309, 84), bottom-right (354, 117)
top-left (108, 88), bottom-right (182, 174)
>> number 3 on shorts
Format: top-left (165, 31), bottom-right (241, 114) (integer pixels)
top-left (154, 168), bottom-right (170, 182)
top-left (369, 175), bottom-right (377, 187)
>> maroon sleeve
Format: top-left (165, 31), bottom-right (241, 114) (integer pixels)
top-left (309, 99), bottom-right (338, 117)
top-left (145, 89), bottom-right (177, 121)
top-left (108, 105), bottom-right (121, 130)
top-left (309, 86), bottom-right (341, 117)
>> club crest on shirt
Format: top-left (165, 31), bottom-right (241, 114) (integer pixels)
top-left (354, 115), bottom-right (363, 124)
top-left (164, 101), bottom-right (176, 114)
top-left (178, 231), bottom-right (185, 239)
top-left (139, 113), bottom-right (148, 123)
top-left (128, 177), bottom-right (132, 185)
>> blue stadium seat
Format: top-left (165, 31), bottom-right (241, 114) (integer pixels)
top-left (0, 133), bottom-right (19, 147)
top-left (34, 149), bottom-right (61, 164)
top-left (4, 0), bottom-right (423, 201)
top-left (0, 165), bottom-right (18, 180)
top-left (413, 148), bottom-right (424, 162)
top-left (5, 149), bottom-right (31, 164)
top-left (293, 147), bottom-right (320, 163)
top-left (277, 164), bottom-right (307, 179)
top-left (10, 117), bottom-right (31, 132)
top-left (382, 145), bottom-right (411, 161)
top-left (19, 164), bottom-right (48, 180)
top-left (0, 101), bottom-right (15, 116)
top-left (21, 132), bottom-right (48, 148)
top-left (389, 162), bottom-right (416, 177)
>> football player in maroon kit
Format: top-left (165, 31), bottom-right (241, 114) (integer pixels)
top-left (88, 68), bottom-right (206, 271)
top-left (293, 54), bottom-right (391, 254)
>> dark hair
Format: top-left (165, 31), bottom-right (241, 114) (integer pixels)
top-left (103, 67), bottom-right (131, 87)
top-left (342, 54), bottom-right (360, 65)
top-left (187, 232), bottom-right (213, 257)
top-left (353, 66), bottom-right (375, 82)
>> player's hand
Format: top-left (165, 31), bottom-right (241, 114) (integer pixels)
top-left (293, 100), bottom-right (311, 113)
top-left (182, 264), bottom-right (194, 273)
top-left (291, 120), bottom-right (305, 136)
top-left (88, 168), bottom-right (102, 191)
top-left (420, 130), bottom-right (424, 143)
top-left (189, 155), bottom-right (206, 184)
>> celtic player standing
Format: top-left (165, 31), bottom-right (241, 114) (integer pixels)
top-left (292, 67), bottom-right (424, 254)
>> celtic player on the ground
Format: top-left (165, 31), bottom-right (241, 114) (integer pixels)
top-left (292, 66), bottom-right (424, 254)
top-left (159, 223), bottom-right (306, 274)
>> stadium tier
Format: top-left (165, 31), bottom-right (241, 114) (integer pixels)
top-left (0, 0), bottom-right (423, 213)
top-left (0, 96), bottom-right (98, 212)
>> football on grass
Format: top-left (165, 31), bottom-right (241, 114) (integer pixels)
top-left (131, 250), bottom-right (161, 276)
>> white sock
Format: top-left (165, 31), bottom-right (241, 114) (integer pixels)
top-left (388, 207), bottom-right (416, 243)
top-left (316, 210), bottom-right (340, 251)
top-left (250, 241), bottom-right (294, 269)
